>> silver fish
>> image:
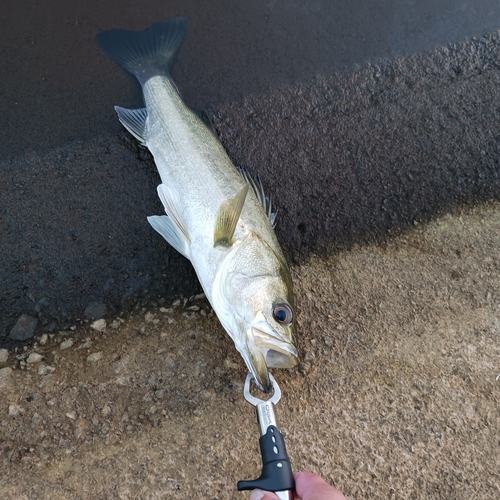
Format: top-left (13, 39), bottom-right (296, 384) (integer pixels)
top-left (97, 17), bottom-right (297, 391)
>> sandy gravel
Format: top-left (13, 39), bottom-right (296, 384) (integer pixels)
top-left (1, 202), bottom-right (499, 499)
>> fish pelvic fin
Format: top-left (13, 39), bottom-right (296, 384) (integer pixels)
top-left (115, 106), bottom-right (147, 145)
top-left (96, 17), bottom-right (188, 83)
top-left (214, 185), bottom-right (249, 248)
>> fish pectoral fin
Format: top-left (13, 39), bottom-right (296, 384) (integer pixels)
top-left (214, 184), bottom-right (249, 247)
top-left (148, 215), bottom-right (191, 260)
top-left (115, 106), bottom-right (147, 145)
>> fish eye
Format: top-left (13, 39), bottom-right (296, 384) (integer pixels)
top-left (272, 303), bottom-right (293, 325)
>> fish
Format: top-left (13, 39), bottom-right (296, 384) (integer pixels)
top-left (96, 17), bottom-right (297, 391)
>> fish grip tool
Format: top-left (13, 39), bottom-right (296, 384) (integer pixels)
top-left (237, 373), bottom-right (294, 500)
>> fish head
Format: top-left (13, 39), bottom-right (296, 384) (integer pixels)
top-left (214, 231), bottom-right (298, 392)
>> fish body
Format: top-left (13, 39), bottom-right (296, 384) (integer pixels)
top-left (97, 18), bottom-right (297, 390)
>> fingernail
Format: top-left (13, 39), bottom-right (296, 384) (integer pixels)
top-left (249, 489), bottom-right (266, 500)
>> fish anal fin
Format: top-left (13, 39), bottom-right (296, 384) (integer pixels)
top-left (148, 215), bottom-right (190, 260)
top-left (157, 184), bottom-right (190, 243)
top-left (214, 184), bottom-right (249, 247)
top-left (115, 106), bottom-right (147, 145)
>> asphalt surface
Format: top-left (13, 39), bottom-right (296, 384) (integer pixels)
top-left (2, 1), bottom-right (500, 339)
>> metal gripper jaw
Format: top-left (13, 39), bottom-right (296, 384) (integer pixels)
top-left (237, 373), bottom-right (295, 500)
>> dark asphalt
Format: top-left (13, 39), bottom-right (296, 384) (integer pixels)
top-left (2, 1), bottom-right (500, 340)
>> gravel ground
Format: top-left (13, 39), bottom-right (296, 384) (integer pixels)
top-left (1, 203), bottom-right (499, 499)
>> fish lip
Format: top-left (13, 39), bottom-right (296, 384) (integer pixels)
top-left (251, 367), bottom-right (273, 393)
top-left (251, 326), bottom-right (299, 366)
top-left (238, 328), bottom-right (298, 393)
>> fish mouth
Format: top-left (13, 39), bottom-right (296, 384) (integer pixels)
top-left (251, 312), bottom-right (298, 369)
top-left (252, 327), bottom-right (298, 368)
top-left (241, 319), bottom-right (298, 393)
top-left (237, 313), bottom-right (298, 393)
top-left (243, 327), bottom-right (298, 393)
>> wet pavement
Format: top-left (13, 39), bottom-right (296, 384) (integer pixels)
top-left (2, 1), bottom-right (500, 159)
top-left (2, 1), bottom-right (500, 339)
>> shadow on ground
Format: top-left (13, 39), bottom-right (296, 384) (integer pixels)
top-left (2, 31), bottom-right (500, 339)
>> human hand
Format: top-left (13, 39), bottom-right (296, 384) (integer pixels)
top-left (249, 471), bottom-right (346, 500)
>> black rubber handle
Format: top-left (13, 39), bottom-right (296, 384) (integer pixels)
top-left (237, 425), bottom-right (294, 492)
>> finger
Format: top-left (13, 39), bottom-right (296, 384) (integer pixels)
top-left (249, 489), bottom-right (280, 500)
top-left (294, 471), bottom-right (346, 500)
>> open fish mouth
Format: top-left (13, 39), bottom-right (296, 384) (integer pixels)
top-left (251, 326), bottom-right (298, 369)
top-left (238, 315), bottom-right (298, 392)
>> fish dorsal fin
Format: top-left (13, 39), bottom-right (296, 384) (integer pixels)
top-left (115, 106), bottom-right (148, 145)
top-left (195, 110), bottom-right (217, 136)
top-left (237, 167), bottom-right (277, 227)
top-left (214, 184), bottom-right (249, 247)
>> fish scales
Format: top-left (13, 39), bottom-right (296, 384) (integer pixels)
top-left (97, 17), bottom-right (298, 391)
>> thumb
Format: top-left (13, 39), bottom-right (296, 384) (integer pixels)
top-left (249, 489), bottom-right (280, 500)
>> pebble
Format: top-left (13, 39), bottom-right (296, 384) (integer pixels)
top-left (84, 301), bottom-right (107, 319)
top-left (9, 404), bottom-right (24, 418)
top-left (0, 367), bottom-right (13, 388)
top-left (90, 319), bottom-right (106, 332)
top-left (324, 336), bottom-right (334, 347)
top-left (0, 349), bottom-right (8, 363)
top-left (60, 339), bottom-right (74, 350)
top-left (38, 364), bottom-right (55, 375)
top-left (66, 411), bottom-right (77, 420)
top-left (87, 352), bottom-right (103, 363)
top-left (144, 312), bottom-right (155, 323)
top-left (26, 352), bottom-right (43, 364)
top-left (304, 351), bottom-right (315, 363)
top-left (39, 334), bottom-right (48, 345)
top-left (9, 314), bottom-right (38, 341)
top-left (199, 390), bottom-right (213, 401)
top-left (298, 362), bottom-right (311, 375)
top-left (115, 376), bottom-right (129, 386)
top-left (102, 404), bottom-right (111, 417)
top-left (78, 339), bottom-right (92, 350)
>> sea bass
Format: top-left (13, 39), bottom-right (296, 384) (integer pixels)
top-left (96, 17), bottom-right (297, 391)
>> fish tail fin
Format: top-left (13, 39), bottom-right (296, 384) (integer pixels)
top-left (96, 17), bottom-right (188, 83)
